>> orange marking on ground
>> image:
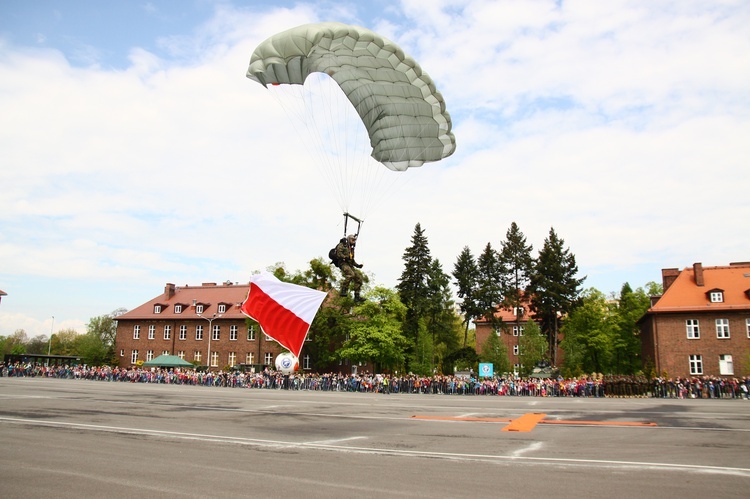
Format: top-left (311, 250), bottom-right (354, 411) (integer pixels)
top-left (502, 412), bottom-right (547, 432)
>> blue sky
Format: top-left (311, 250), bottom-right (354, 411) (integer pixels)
top-left (1, 0), bottom-right (749, 338)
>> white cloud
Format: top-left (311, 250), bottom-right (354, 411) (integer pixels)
top-left (0, 0), bottom-right (748, 336)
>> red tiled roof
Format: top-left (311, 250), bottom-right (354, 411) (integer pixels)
top-left (118, 282), bottom-right (251, 320)
top-left (650, 262), bottom-right (750, 313)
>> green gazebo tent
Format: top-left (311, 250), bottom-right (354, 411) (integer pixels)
top-left (142, 354), bottom-right (194, 368)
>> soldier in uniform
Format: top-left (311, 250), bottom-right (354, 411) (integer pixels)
top-left (334, 234), bottom-right (364, 302)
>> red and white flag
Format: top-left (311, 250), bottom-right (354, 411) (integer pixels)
top-left (240, 273), bottom-right (327, 359)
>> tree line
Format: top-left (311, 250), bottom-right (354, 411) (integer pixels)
top-left (2, 222), bottom-right (659, 377)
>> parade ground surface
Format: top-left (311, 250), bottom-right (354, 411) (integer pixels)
top-left (1, 378), bottom-right (749, 498)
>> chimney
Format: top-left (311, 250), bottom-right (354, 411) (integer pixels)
top-left (693, 262), bottom-right (704, 286)
top-left (661, 268), bottom-right (680, 291)
top-left (165, 283), bottom-right (176, 299)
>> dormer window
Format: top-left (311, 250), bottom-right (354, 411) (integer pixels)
top-left (154, 304), bottom-right (162, 314)
top-left (218, 303), bottom-right (227, 314)
top-left (708, 290), bottom-right (724, 303)
top-left (174, 304), bottom-right (182, 314)
top-left (514, 307), bottom-right (524, 317)
top-left (196, 304), bottom-right (204, 314)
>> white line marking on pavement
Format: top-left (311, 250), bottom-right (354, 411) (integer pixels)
top-left (511, 441), bottom-right (544, 457)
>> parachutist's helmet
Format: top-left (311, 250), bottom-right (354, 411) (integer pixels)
top-left (347, 234), bottom-right (357, 243)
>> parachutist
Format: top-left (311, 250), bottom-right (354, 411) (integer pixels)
top-left (331, 233), bottom-right (364, 302)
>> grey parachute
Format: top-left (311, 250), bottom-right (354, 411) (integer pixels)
top-left (246, 22), bottom-right (456, 172)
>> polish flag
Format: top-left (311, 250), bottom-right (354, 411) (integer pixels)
top-left (240, 273), bottom-right (327, 359)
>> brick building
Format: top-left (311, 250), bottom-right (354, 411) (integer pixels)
top-left (640, 262), bottom-right (750, 378)
top-left (114, 282), bottom-right (291, 371)
top-left (474, 295), bottom-right (562, 373)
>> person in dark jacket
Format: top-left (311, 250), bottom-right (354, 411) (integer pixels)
top-left (334, 234), bottom-right (364, 302)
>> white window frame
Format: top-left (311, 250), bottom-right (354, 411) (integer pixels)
top-left (148, 325), bottom-right (155, 340)
top-left (715, 318), bottom-right (730, 339)
top-left (228, 352), bottom-right (237, 367)
top-left (709, 291), bottom-right (723, 303)
top-left (147, 350), bottom-right (154, 361)
top-left (264, 352), bottom-right (273, 365)
top-left (245, 353), bottom-right (254, 365)
top-left (719, 354), bottom-right (733, 376)
top-left (686, 319), bottom-right (700, 339)
top-left (303, 354), bottom-right (311, 370)
top-left (174, 304), bottom-right (182, 314)
top-left (230, 325), bottom-right (238, 341)
top-left (248, 326), bottom-right (256, 341)
top-left (689, 354), bottom-right (703, 375)
top-left (210, 351), bottom-right (219, 368)
top-left (154, 304), bottom-right (162, 314)
top-left (513, 344), bottom-right (519, 356)
top-left (212, 324), bottom-right (220, 341)
top-left (195, 325), bottom-right (203, 341)
top-left (179, 325), bottom-right (187, 340)
top-left (131, 350), bottom-right (139, 364)
top-left (163, 325), bottom-right (171, 340)
top-left (193, 351), bottom-right (202, 363)
top-left (177, 351), bottom-right (185, 359)
top-left (133, 325), bottom-right (140, 340)
top-left (746, 318), bottom-right (750, 338)
top-left (196, 304), bottom-right (204, 314)
top-left (218, 304), bottom-right (227, 314)
top-left (120, 349), bottom-right (124, 357)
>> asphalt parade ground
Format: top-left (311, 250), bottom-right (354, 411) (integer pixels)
top-left (1, 377), bottom-right (749, 498)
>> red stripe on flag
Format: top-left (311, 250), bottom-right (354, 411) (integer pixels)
top-left (241, 282), bottom-right (311, 358)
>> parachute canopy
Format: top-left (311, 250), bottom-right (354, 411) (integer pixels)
top-left (247, 22), bottom-right (455, 172)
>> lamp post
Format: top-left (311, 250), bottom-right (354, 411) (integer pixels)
top-left (47, 316), bottom-right (55, 356)
top-left (198, 313), bottom-right (221, 371)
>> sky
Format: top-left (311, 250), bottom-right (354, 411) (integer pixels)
top-left (1, 0), bottom-right (748, 339)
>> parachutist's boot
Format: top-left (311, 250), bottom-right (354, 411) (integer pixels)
top-left (339, 285), bottom-right (348, 298)
top-left (354, 292), bottom-right (365, 303)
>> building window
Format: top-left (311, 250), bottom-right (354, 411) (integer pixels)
top-left (689, 354), bottom-right (703, 375)
top-left (162, 350), bottom-right (169, 356)
top-left (133, 325), bottom-right (140, 340)
top-left (175, 304), bottom-right (182, 314)
top-left (228, 352), bottom-right (237, 367)
top-left (131, 350), bottom-right (139, 364)
top-left (265, 334), bottom-right (272, 341)
top-left (210, 351), bottom-right (219, 367)
top-left (163, 325), bottom-right (171, 340)
top-left (686, 319), bottom-right (700, 339)
top-left (147, 350), bottom-right (154, 361)
top-left (230, 325), bottom-right (238, 341)
top-left (746, 318), bottom-right (750, 338)
top-left (716, 318), bottom-right (730, 339)
top-left (719, 354), bottom-right (734, 376)
top-left (264, 352), bottom-right (273, 365)
top-left (248, 326), bottom-right (256, 341)
top-left (218, 304), bottom-right (227, 314)
top-left (179, 325), bottom-right (187, 340)
top-left (120, 349), bottom-right (124, 357)
top-left (154, 304), bottom-right (162, 314)
top-left (709, 291), bottom-right (723, 303)
top-left (513, 325), bottom-right (524, 336)
top-left (178, 351), bottom-right (185, 359)
top-left (196, 304), bottom-right (204, 314)
top-left (514, 307), bottom-right (524, 317)
top-left (513, 345), bottom-right (519, 356)
top-left (212, 324), bottom-right (220, 341)
top-left (148, 325), bottom-right (155, 340)
top-left (303, 354), bottom-right (311, 370)
top-left (194, 351), bottom-right (202, 363)
top-left (195, 325), bottom-right (203, 341)
top-left (245, 353), bottom-right (254, 365)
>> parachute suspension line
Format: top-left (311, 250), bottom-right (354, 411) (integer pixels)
top-left (342, 212), bottom-right (362, 239)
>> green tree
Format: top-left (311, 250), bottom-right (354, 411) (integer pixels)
top-left (397, 223), bottom-right (433, 370)
top-left (498, 222), bottom-right (534, 333)
top-left (611, 283), bottom-right (651, 374)
top-left (479, 329), bottom-right (511, 375)
top-left (337, 287), bottom-right (408, 372)
top-left (560, 288), bottom-right (615, 375)
top-left (25, 334), bottom-right (49, 354)
top-left (423, 259), bottom-right (460, 373)
top-left (529, 227), bottom-right (585, 364)
top-left (452, 246), bottom-right (481, 348)
top-left (518, 320), bottom-right (548, 377)
top-left (475, 242), bottom-right (505, 330)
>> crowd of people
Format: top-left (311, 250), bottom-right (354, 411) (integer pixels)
top-left (2, 361), bottom-right (749, 400)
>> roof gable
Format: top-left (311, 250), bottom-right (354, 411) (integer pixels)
top-left (651, 263), bottom-right (750, 312)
